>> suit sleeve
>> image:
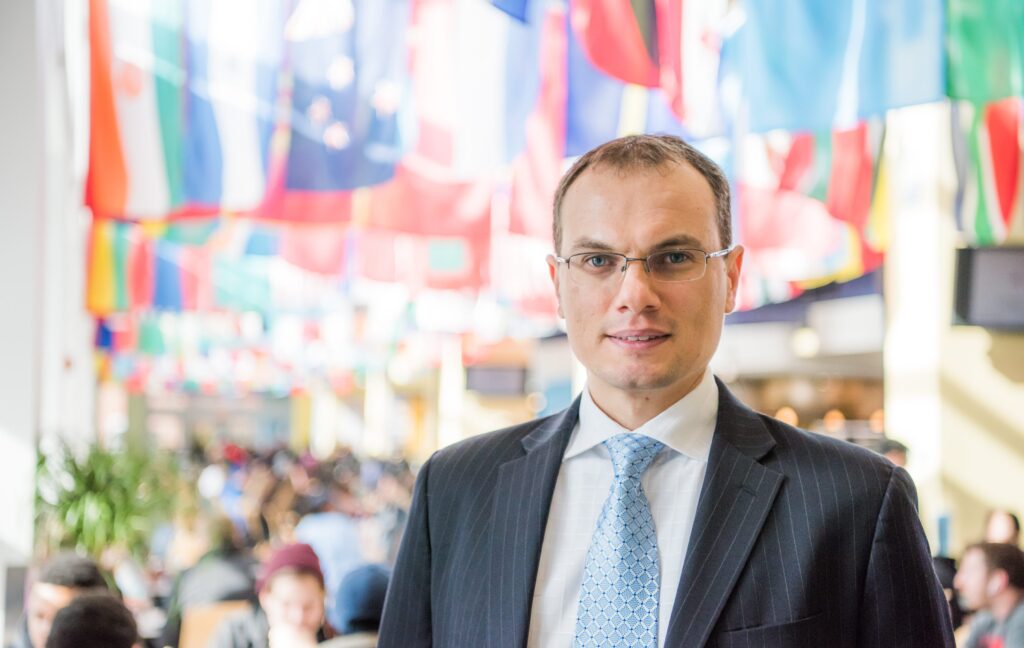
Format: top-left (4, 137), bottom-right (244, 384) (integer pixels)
top-left (858, 466), bottom-right (955, 647)
top-left (378, 456), bottom-right (434, 648)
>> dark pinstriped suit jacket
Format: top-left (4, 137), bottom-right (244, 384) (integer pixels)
top-left (378, 379), bottom-right (955, 647)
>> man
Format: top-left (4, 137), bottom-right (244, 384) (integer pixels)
top-left (955, 542), bottom-right (1024, 647)
top-left (879, 438), bottom-right (909, 468)
top-left (379, 134), bottom-right (953, 647)
top-left (45, 592), bottom-right (139, 648)
top-left (986, 510), bottom-right (1022, 546)
top-left (209, 542), bottom-right (328, 648)
top-left (19, 553), bottom-right (109, 648)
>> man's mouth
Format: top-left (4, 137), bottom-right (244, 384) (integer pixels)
top-left (613, 334), bottom-right (669, 342)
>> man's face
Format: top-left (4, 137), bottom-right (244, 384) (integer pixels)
top-left (259, 572), bottom-right (324, 636)
top-left (26, 583), bottom-right (77, 648)
top-left (548, 163), bottom-right (742, 418)
top-left (954, 548), bottom-right (994, 612)
top-left (986, 512), bottom-right (1019, 545)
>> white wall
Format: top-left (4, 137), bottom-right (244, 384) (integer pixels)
top-left (0, 0), bottom-right (95, 638)
top-left (0, 0), bottom-right (46, 637)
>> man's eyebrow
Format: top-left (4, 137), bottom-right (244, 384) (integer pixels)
top-left (566, 238), bottom-right (617, 252)
top-left (651, 234), bottom-right (707, 250)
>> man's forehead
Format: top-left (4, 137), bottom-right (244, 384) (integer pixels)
top-left (30, 582), bottom-right (77, 607)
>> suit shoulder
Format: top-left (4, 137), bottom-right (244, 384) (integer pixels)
top-left (758, 413), bottom-right (896, 483)
top-left (425, 410), bottom-right (563, 472)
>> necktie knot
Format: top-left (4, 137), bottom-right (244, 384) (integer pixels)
top-left (603, 433), bottom-right (664, 480)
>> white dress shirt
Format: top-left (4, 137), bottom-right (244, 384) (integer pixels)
top-left (527, 370), bottom-right (718, 648)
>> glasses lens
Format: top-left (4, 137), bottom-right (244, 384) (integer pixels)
top-left (568, 253), bottom-right (623, 282)
top-left (649, 249), bottom-right (705, 282)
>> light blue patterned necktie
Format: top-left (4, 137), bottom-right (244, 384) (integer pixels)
top-left (574, 433), bottom-right (665, 648)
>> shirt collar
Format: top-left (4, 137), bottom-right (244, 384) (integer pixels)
top-left (565, 370), bottom-right (718, 463)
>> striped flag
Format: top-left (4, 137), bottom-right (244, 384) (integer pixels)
top-left (952, 98), bottom-right (1023, 245)
top-left (87, 0), bottom-right (183, 219)
top-left (183, 0), bottom-right (285, 211)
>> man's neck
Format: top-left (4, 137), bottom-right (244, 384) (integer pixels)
top-left (990, 589), bottom-right (1024, 622)
top-left (588, 374), bottom-right (705, 431)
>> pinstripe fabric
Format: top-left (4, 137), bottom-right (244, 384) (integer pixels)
top-left (378, 380), bottom-right (955, 648)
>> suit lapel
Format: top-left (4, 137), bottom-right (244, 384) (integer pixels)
top-left (664, 381), bottom-right (785, 647)
top-left (485, 399), bottom-right (580, 648)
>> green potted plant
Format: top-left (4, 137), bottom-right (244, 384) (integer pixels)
top-left (35, 441), bottom-right (179, 560)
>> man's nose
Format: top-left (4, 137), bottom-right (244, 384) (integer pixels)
top-left (613, 258), bottom-right (661, 311)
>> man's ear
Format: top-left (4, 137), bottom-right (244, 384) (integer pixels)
top-left (547, 254), bottom-right (565, 319)
top-left (724, 245), bottom-right (744, 314)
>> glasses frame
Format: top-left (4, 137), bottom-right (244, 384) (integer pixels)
top-left (555, 246), bottom-right (734, 284)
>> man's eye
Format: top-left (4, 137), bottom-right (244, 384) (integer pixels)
top-left (662, 251), bottom-right (695, 264)
top-left (583, 254), bottom-right (615, 268)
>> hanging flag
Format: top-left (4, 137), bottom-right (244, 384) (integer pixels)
top-left (490, 234), bottom-right (559, 317)
top-left (672, 0), bottom-right (728, 136)
top-left (353, 229), bottom-right (489, 291)
top-left (280, 224), bottom-right (351, 275)
top-left (86, 0), bottom-right (184, 219)
top-left (953, 99), bottom-right (1022, 245)
top-left (213, 256), bottom-right (274, 313)
top-left (570, 0), bottom-right (660, 87)
top-left (566, 13), bottom-right (684, 157)
top-left (87, 220), bottom-right (118, 314)
top-left (409, 0), bottom-right (545, 173)
top-left (947, 0), bottom-right (1024, 104)
top-left (719, 0), bottom-right (944, 134)
top-left (285, 0), bottom-right (413, 191)
top-left (129, 231), bottom-right (155, 310)
top-left (182, 0), bottom-right (285, 212)
top-left (367, 159), bottom-right (492, 238)
top-left (733, 120), bottom-right (888, 308)
top-left (509, 4), bottom-right (567, 241)
top-left (154, 240), bottom-right (184, 310)
top-left (491, 0), bottom-right (528, 22)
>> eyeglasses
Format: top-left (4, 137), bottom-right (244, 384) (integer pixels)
top-left (554, 247), bottom-right (733, 285)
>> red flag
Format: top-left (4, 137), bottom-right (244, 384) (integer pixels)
top-left (280, 224), bottom-right (350, 275)
top-left (368, 159), bottom-right (492, 239)
top-left (986, 98), bottom-right (1021, 228)
top-left (572, 0), bottom-right (660, 86)
top-left (129, 231), bottom-right (154, 309)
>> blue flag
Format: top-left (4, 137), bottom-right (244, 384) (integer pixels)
top-left (492, 0), bottom-right (529, 22)
top-left (720, 0), bottom-right (944, 133)
top-left (285, 0), bottom-right (412, 191)
top-left (182, 0), bottom-right (283, 209)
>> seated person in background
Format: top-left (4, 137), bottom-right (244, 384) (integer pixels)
top-left (19, 552), bottom-right (109, 648)
top-left (209, 543), bottom-right (328, 648)
top-left (159, 513), bottom-right (257, 648)
top-left (987, 510), bottom-right (1022, 547)
top-left (321, 564), bottom-right (390, 648)
top-left (45, 591), bottom-right (139, 648)
top-left (954, 542), bottom-right (1024, 648)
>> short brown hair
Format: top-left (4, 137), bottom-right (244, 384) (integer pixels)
top-left (965, 542), bottom-right (1024, 589)
top-left (551, 134), bottom-right (732, 253)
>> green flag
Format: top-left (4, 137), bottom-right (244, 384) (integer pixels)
top-left (947, 0), bottom-right (1024, 103)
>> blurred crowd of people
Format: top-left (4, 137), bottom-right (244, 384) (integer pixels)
top-left (10, 437), bottom-right (1024, 647)
top-left (13, 442), bottom-right (415, 648)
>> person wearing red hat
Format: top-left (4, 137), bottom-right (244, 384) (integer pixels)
top-left (209, 543), bottom-right (329, 648)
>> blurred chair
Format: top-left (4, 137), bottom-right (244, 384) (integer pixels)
top-left (178, 599), bottom-right (250, 648)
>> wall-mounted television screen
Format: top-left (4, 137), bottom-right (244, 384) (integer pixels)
top-left (953, 247), bottom-right (1024, 331)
